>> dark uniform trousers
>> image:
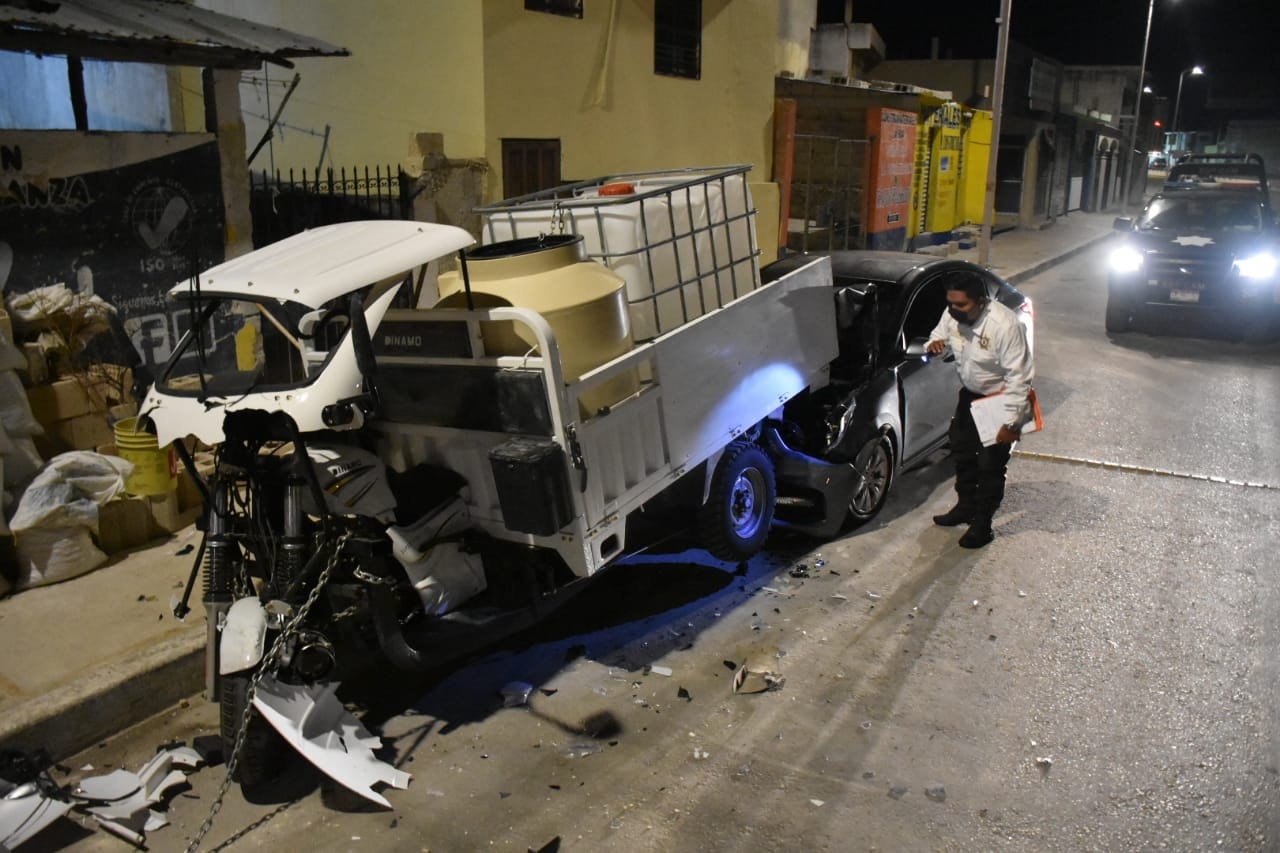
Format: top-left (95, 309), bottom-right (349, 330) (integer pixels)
top-left (949, 387), bottom-right (1012, 526)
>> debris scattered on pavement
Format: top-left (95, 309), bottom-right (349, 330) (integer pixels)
top-left (1035, 755), bottom-right (1053, 776)
top-left (1, 745), bottom-right (204, 850)
top-left (692, 746), bottom-right (710, 760)
top-left (731, 650), bottom-right (785, 695)
top-left (175, 544), bottom-right (194, 556)
top-left (789, 563), bottom-right (809, 578)
top-left (500, 681), bottom-right (535, 707)
top-left (924, 783), bottom-right (947, 802)
top-left (866, 591), bottom-right (882, 601)
top-left (677, 687), bottom-right (691, 702)
top-left (646, 665), bottom-right (673, 677)
top-left (810, 798), bottom-right (825, 806)
top-left (1018, 590), bottom-right (1027, 597)
top-left (564, 743), bottom-right (601, 759)
top-left (888, 785), bottom-right (908, 799)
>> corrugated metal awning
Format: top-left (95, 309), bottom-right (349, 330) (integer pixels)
top-left (0, 0), bottom-right (349, 69)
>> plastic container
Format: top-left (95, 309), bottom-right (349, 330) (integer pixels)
top-left (113, 417), bottom-right (178, 496)
top-left (438, 234), bottom-right (639, 415)
top-left (476, 167), bottom-right (761, 341)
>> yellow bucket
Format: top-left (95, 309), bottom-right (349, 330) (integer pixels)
top-left (114, 417), bottom-right (178, 496)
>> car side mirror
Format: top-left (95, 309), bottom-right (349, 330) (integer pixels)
top-left (1112, 217), bottom-right (1135, 232)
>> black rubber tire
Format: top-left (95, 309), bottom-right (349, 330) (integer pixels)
top-left (1105, 291), bottom-right (1134, 333)
top-left (698, 442), bottom-right (776, 562)
top-left (220, 673), bottom-right (288, 788)
top-left (846, 433), bottom-right (894, 526)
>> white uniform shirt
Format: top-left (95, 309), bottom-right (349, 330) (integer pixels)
top-left (928, 299), bottom-right (1033, 426)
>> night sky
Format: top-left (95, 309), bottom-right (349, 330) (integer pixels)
top-left (833, 0), bottom-right (1280, 95)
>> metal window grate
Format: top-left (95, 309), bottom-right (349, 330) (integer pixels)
top-left (654, 0), bottom-right (701, 80)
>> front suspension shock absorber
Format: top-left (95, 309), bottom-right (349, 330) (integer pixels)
top-left (277, 476), bottom-right (308, 598)
top-left (202, 474), bottom-right (235, 700)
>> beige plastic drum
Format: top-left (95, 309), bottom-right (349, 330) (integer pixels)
top-left (438, 237), bottom-right (639, 416)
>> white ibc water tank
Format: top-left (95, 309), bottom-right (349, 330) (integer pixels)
top-left (483, 172), bottom-right (759, 340)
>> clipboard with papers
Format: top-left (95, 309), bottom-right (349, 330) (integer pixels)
top-left (969, 388), bottom-right (1043, 447)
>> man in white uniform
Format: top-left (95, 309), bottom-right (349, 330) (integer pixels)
top-left (926, 273), bottom-right (1033, 548)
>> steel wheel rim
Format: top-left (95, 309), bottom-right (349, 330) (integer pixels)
top-left (729, 468), bottom-right (767, 539)
top-left (850, 439), bottom-right (890, 515)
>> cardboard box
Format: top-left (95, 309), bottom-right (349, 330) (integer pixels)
top-left (147, 490), bottom-right (199, 535)
top-left (26, 377), bottom-right (93, 426)
top-left (97, 495), bottom-right (154, 554)
top-left (25, 366), bottom-right (135, 429)
top-left (46, 411), bottom-right (115, 453)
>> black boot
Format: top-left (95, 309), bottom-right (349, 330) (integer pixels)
top-left (932, 505), bottom-right (973, 527)
top-left (958, 522), bottom-right (994, 549)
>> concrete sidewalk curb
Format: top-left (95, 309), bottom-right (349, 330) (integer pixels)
top-left (0, 629), bottom-right (204, 760)
top-left (1003, 230), bottom-right (1117, 285)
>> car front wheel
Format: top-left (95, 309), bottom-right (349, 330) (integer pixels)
top-left (846, 433), bottom-right (894, 526)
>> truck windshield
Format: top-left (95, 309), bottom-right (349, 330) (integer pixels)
top-left (1138, 196), bottom-right (1261, 232)
top-left (158, 297), bottom-right (326, 396)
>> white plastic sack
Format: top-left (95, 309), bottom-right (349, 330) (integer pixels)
top-left (9, 451), bottom-right (133, 533)
top-left (10, 451), bottom-right (133, 589)
top-left (2, 436), bottom-right (43, 495)
top-left (14, 526), bottom-right (106, 589)
top-left (7, 283), bottom-right (115, 326)
top-left (0, 371), bottom-right (41, 438)
top-left (0, 330), bottom-right (25, 372)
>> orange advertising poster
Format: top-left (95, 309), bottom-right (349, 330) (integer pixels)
top-left (866, 107), bottom-right (917, 250)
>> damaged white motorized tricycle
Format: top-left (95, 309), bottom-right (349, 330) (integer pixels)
top-left (138, 166), bottom-right (879, 799)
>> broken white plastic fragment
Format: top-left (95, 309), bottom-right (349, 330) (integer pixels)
top-left (0, 787), bottom-right (73, 849)
top-left (77, 744), bottom-right (206, 840)
top-left (252, 676), bottom-right (411, 807)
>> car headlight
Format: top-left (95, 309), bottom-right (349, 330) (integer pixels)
top-left (1232, 252), bottom-right (1278, 280)
top-left (1109, 246), bottom-right (1144, 274)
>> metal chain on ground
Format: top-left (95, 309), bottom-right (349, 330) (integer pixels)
top-left (184, 530), bottom-right (352, 853)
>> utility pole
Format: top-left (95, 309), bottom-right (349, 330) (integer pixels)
top-left (1119, 0), bottom-right (1155, 214)
top-left (978, 0), bottom-right (1012, 267)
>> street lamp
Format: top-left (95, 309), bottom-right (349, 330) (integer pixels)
top-left (1119, 0), bottom-right (1155, 213)
top-left (1172, 65), bottom-right (1205, 133)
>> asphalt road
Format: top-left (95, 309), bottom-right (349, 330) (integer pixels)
top-left (40, 242), bottom-right (1280, 852)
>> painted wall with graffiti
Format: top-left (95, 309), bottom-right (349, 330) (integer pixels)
top-left (0, 132), bottom-right (226, 369)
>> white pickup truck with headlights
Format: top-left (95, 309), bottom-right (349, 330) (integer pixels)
top-left (1107, 185), bottom-right (1280, 334)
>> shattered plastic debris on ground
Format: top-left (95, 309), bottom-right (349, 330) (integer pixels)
top-left (500, 681), bottom-right (534, 707)
top-left (731, 650), bottom-right (786, 695)
top-left (0, 745), bottom-right (205, 849)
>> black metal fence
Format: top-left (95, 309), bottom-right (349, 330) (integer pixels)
top-left (249, 165), bottom-right (413, 248)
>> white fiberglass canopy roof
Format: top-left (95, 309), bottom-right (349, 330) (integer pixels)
top-left (169, 220), bottom-right (475, 308)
